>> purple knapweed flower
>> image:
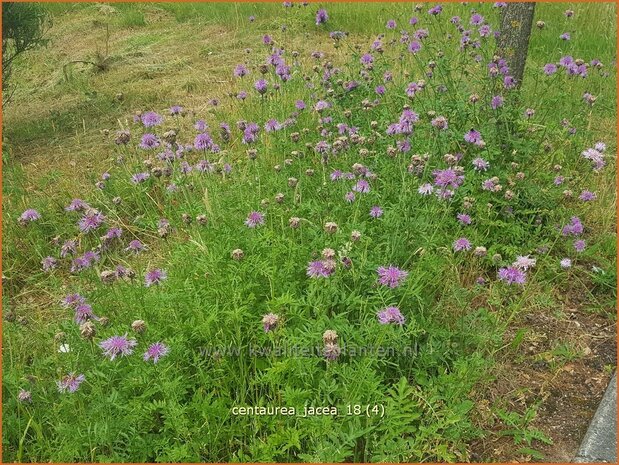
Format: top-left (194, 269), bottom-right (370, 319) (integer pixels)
top-left (145, 268), bottom-right (167, 287)
top-left (78, 211), bottom-right (105, 233)
top-left (254, 79), bottom-right (268, 94)
top-left (141, 111), bottom-right (163, 127)
top-left (65, 199), bottom-right (89, 212)
top-left (57, 373), bottom-right (85, 393)
top-left (370, 206), bottom-right (383, 218)
top-left (353, 179), bottom-right (370, 193)
top-left (497, 266), bottom-right (526, 285)
top-left (464, 129), bottom-right (484, 146)
top-left (245, 211), bottom-right (265, 228)
top-left (574, 240), bottom-right (586, 252)
top-left (418, 183), bottom-right (434, 195)
top-left (262, 313), bottom-right (280, 332)
top-left (377, 306), bottom-right (406, 325)
top-left (19, 209), bottom-right (41, 224)
top-left (41, 256), bottom-right (58, 272)
top-left (125, 240), bottom-right (146, 254)
top-left (457, 213), bottom-right (472, 225)
top-left (579, 190), bottom-right (597, 201)
top-left (139, 133), bottom-right (160, 150)
top-left (99, 335), bottom-right (138, 360)
top-left (543, 63), bottom-right (558, 75)
top-left (307, 260), bottom-right (335, 278)
top-left (433, 168), bottom-right (464, 189)
top-left (453, 237), bottom-right (472, 252)
top-left (144, 342), bottom-right (169, 363)
top-left (315, 8), bottom-right (328, 25)
top-left (377, 266), bottom-right (408, 288)
top-left (562, 216), bottom-right (584, 236)
top-left (513, 255), bottom-right (536, 270)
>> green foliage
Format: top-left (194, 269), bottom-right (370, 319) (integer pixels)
top-left (2, 2), bottom-right (50, 94)
top-left (2, 2), bottom-right (616, 463)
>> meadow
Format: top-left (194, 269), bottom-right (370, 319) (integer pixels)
top-left (2, 2), bottom-right (617, 462)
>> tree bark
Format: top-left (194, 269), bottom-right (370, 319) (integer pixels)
top-left (497, 2), bottom-right (536, 88)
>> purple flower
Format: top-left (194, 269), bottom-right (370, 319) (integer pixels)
top-left (57, 373), bottom-right (85, 393)
top-left (408, 40), bottom-right (422, 54)
top-left (194, 119), bottom-right (208, 131)
top-left (377, 266), bottom-right (408, 288)
top-left (386, 19), bottom-right (396, 29)
top-left (60, 240), bottom-right (77, 258)
top-left (560, 32), bottom-right (571, 41)
top-left (307, 260), bottom-right (334, 278)
top-left (141, 111), bottom-right (163, 127)
top-left (41, 256), bottom-right (58, 272)
top-left (377, 306), bottom-right (406, 325)
top-left (472, 157), bottom-right (489, 171)
top-left (562, 216), bottom-right (584, 236)
top-left (78, 211), bottom-right (105, 233)
top-left (144, 342), bottom-right (169, 363)
top-left (418, 183), bottom-right (434, 195)
top-left (169, 105), bottom-right (183, 115)
top-left (194, 132), bottom-right (213, 150)
top-left (18, 389), bottom-right (32, 403)
top-left (560, 258), bottom-right (572, 268)
top-left (360, 53), bottom-right (373, 65)
top-left (262, 313), bottom-right (280, 332)
top-left (574, 240), bottom-right (586, 252)
top-left (512, 255), bottom-right (536, 270)
top-left (344, 191), bottom-right (356, 203)
top-left (131, 172), bottom-right (150, 184)
top-left (315, 8), bottom-right (328, 25)
top-left (543, 63), bottom-right (558, 75)
top-left (579, 190), bottom-right (597, 201)
top-left (431, 115), bottom-right (448, 130)
top-left (245, 211), bottom-right (265, 228)
top-left (145, 268), bottom-right (167, 287)
top-left (370, 206), bottom-right (383, 218)
top-left (457, 213), bottom-right (472, 225)
top-left (470, 13), bottom-right (484, 25)
top-left (433, 168), bottom-right (464, 189)
top-left (65, 199), bottom-right (89, 212)
top-left (497, 266), bottom-right (526, 285)
top-left (74, 304), bottom-right (96, 324)
top-left (19, 209), bottom-right (41, 224)
top-left (125, 240), bottom-right (146, 254)
top-left (554, 176), bottom-right (565, 185)
top-left (61, 293), bottom-right (86, 308)
top-left (503, 76), bottom-right (516, 89)
top-left (99, 334), bottom-right (138, 360)
top-left (464, 129), bottom-right (484, 146)
top-left (428, 4), bottom-right (442, 15)
top-left (453, 237), bottom-right (472, 252)
top-left (254, 79), bottom-right (268, 94)
top-left (352, 179), bottom-right (370, 193)
top-left (234, 64), bottom-right (248, 78)
top-left (139, 133), bottom-right (160, 150)
top-left (491, 95), bottom-right (504, 110)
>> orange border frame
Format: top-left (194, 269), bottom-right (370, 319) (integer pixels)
top-left (0, 1), bottom-right (616, 464)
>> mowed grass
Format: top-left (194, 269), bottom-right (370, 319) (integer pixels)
top-left (2, 2), bottom-right (617, 462)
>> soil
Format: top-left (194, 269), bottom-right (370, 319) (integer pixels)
top-left (470, 287), bottom-right (616, 463)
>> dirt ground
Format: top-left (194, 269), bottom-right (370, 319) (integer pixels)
top-left (471, 288), bottom-right (616, 462)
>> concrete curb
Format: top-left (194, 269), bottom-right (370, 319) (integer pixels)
top-left (573, 372), bottom-right (617, 463)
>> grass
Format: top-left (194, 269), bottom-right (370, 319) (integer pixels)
top-left (2, 2), bottom-right (617, 463)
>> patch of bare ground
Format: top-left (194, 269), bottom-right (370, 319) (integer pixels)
top-left (471, 285), bottom-right (616, 462)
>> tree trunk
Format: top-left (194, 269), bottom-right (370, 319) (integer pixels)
top-left (497, 2), bottom-right (536, 88)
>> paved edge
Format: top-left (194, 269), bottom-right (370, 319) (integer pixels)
top-left (573, 372), bottom-right (617, 463)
